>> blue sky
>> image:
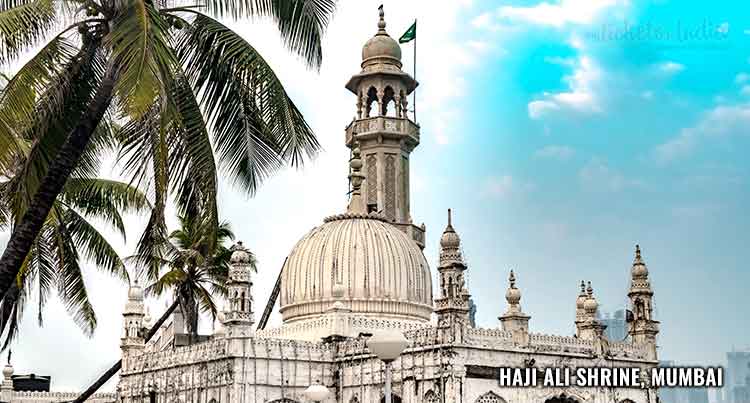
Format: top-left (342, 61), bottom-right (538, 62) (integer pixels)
top-left (1, 0), bottom-right (749, 392)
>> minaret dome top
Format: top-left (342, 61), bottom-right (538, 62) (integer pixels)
top-left (361, 6), bottom-right (402, 69)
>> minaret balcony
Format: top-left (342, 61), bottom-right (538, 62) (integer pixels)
top-left (345, 116), bottom-right (420, 148)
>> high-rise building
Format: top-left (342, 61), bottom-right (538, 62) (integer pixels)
top-left (601, 309), bottom-right (629, 341)
top-left (727, 350), bottom-right (750, 403)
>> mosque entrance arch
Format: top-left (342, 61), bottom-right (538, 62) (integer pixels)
top-left (544, 394), bottom-right (581, 403)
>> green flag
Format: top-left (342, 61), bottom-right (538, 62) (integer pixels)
top-left (399, 20), bottom-right (416, 44)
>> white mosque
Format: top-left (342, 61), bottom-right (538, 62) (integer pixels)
top-left (0, 7), bottom-right (662, 403)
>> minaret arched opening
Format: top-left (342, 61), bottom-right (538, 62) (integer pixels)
top-left (382, 86), bottom-right (397, 117)
top-left (365, 86), bottom-right (378, 117)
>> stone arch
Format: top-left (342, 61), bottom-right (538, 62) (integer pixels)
top-left (208, 400), bottom-right (217, 403)
top-left (349, 395), bottom-right (360, 403)
top-left (381, 85), bottom-right (397, 116)
top-left (476, 391), bottom-right (506, 403)
top-left (379, 394), bottom-right (402, 403)
top-left (365, 86), bottom-right (378, 117)
top-left (544, 393), bottom-right (582, 403)
top-left (424, 389), bottom-right (440, 403)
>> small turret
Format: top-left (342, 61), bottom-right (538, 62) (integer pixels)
top-left (627, 244), bottom-right (660, 360)
top-left (225, 241), bottom-right (255, 337)
top-left (121, 281), bottom-right (146, 370)
top-left (434, 209), bottom-right (472, 342)
top-left (574, 280), bottom-right (587, 336)
top-left (499, 270), bottom-right (530, 344)
top-left (1, 352), bottom-right (13, 402)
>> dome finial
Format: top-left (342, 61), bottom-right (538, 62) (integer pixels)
top-left (447, 208), bottom-right (453, 228)
top-left (377, 4), bottom-right (386, 33)
top-left (508, 269), bottom-right (516, 289)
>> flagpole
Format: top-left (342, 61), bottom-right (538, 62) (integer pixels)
top-left (413, 19), bottom-right (417, 123)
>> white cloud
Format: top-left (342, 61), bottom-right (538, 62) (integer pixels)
top-left (654, 103), bottom-right (750, 163)
top-left (534, 145), bottom-right (576, 161)
top-left (658, 61), bottom-right (685, 74)
top-left (742, 86), bottom-right (750, 97)
top-left (717, 22), bottom-right (730, 34)
top-left (497, 0), bottom-right (622, 27)
top-left (579, 158), bottom-right (644, 192)
top-left (734, 72), bottom-right (749, 84)
top-left (641, 90), bottom-right (654, 100)
top-left (528, 52), bottom-right (603, 119)
top-left (471, 12), bottom-right (493, 29)
top-left (528, 100), bottom-right (560, 119)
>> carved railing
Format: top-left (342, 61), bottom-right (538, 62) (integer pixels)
top-left (345, 116), bottom-right (420, 145)
top-left (528, 333), bottom-right (594, 354)
top-left (13, 391), bottom-right (116, 402)
top-left (609, 341), bottom-right (649, 359)
top-left (125, 338), bottom-right (229, 373)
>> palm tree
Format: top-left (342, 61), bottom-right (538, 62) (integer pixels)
top-left (144, 214), bottom-right (246, 340)
top-left (0, 0), bottom-right (334, 309)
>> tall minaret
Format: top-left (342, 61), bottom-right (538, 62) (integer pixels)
top-left (225, 241), bottom-right (255, 337)
top-left (627, 245), bottom-right (659, 360)
top-left (435, 209), bottom-right (472, 342)
top-left (344, 6), bottom-right (424, 248)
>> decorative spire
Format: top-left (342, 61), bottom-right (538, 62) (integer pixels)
top-left (631, 244), bottom-right (649, 280)
top-left (347, 141), bottom-right (366, 214)
top-left (584, 281), bottom-right (598, 316)
top-left (377, 4), bottom-right (387, 34)
top-left (505, 269), bottom-right (522, 310)
top-left (439, 208), bottom-right (463, 266)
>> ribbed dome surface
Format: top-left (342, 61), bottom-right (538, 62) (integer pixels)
top-left (279, 215), bottom-right (433, 323)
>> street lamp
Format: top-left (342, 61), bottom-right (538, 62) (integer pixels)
top-left (366, 330), bottom-right (409, 403)
top-left (303, 380), bottom-right (330, 402)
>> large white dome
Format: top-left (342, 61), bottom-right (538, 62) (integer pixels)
top-left (279, 213), bottom-right (433, 324)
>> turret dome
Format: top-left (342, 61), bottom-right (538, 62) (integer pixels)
top-left (361, 6), bottom-right (402, 69)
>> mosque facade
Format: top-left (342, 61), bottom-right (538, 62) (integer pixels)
top-left (0, 7), bottom-right (662, 403)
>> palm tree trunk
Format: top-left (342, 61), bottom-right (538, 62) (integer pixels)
top-left (72, 299), bottom-right (179, 403)
top-left (0, 65), bottom-right (118, 300)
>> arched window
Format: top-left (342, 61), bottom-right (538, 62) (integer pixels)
top-left (269, 399), bottom-right (300, 403)
top-left (149, 391), bottom-right (157, 403)
top-left (424, 390), bottom-right (440, 403)
top-left (545, 394), bottom-right (580, 403)
top-left (366, 87), bottom-right (378, 117)
top-left (476, 391), bottom-right (506, 403)
top-left (349, 396), bottom-right (360, 403)
top-left (380, 394), bottom-right (402, 403)
top-left (381, 86), bottom-right (396, 117)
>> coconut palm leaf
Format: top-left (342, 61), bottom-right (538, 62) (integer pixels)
top-left (0, 0), bottom-right (57, 65)
top-left (106, 0), bottom-right (177, 118)
top-left (176, 13), bottom-right (320, 194)
top-left (198, 0), bottom-right (335, 69)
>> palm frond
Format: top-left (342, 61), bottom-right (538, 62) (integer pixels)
top-left (63, 208), bottom-right (129, 281)
top-left (0, 35), bottom-right (79, 127)
top-left (196, 0), bottom-right (335, 69)
top-left (60, 178), bottom-right (150, 239)
top-left (177, 13), bottom-right (320, 194)
top-left (0, 0), bottom-right (58, 66)
top-left (106, 0), bottom-right (176, 118)
top-left (53, 217), bottom-right (97, 336)
top-left (163, 72), bottom-right (219, 241)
